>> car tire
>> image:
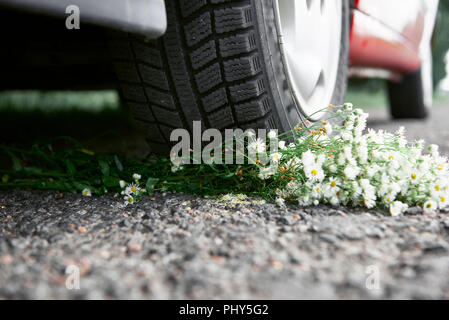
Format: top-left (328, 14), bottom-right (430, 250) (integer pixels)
top-left (387, 48), bottom-right (433, 119)
top-left (111, 0), bottom-right (350, 154)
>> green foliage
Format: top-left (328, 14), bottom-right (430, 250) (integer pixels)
top-left (0, 137), bottom-right (262, 197)
top-left (0, 90), bottom-right (119, 112)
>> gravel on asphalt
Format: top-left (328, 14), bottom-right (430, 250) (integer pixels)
top-left (0, 190), bottom-right (448, 299)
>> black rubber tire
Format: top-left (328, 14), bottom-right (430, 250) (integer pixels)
top-left (111, 0), bottom-right (350, 154)
top-left (388, 68), bottom-right (429, 119)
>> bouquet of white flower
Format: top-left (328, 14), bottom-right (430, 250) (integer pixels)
top-left (258, 104), bottom-right (448, 216)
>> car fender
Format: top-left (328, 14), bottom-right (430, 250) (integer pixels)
top-left (0, 0), bottom-right (167, 38)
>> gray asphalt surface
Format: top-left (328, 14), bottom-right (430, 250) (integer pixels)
top-left (1, 104), bottom-right (449, 299)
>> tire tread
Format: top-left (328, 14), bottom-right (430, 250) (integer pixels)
top-left (112, 0), bottom-right (285, 153)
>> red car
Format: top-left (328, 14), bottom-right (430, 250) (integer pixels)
top-left (0, 0), bottom-right (440, 153)
top-left (350, 0), bottom-right (439, 119)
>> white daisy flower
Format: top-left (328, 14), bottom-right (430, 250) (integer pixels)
top-left (267, 130), bottom-right (278, 140)
top-left (249, 138), bottom-right (266, 154)
top-left (311, 183), bottom-right (324, 199)
top-left (298, 195), bottom-right (312, 207)
top-left (329, 196), bottom-right (340, 206)
top-left (275, 197), bottom-right (285, 207)
top-left (366, 164), bottom-right (380, 178)
top-left (82, 188), bottom-right (92, 197)
top-left (396, 126), bottom-right (406, 137)
top-left (171, 165), bottom-right (184, 173)
top-left (301, 150), bottom-right (315, 167)
top-left (258, 166), bottom-right (277, 180)
top-left (278, 140), bottom-right (286, 150)
top-left (132, 173), bottom-right (142, 181)
top-left (423, 200), bottom-right (437, 212)
top-left (119, 180), bottom-right (127, 188)
top-left (125, 183), bottom-right (140, 195)
top-left (437, 195), bottom-right (448, 209)
top-left (409, 170), bottom-right (420, 184)
top-left (328, 164), bottom-right (338, 173)
top-left (305, 165), bottom-right (325, 182)
top-left (124, 195), bottom-right (134, 206)
top-left (324, 177), bottom-right (340, 197)
top-left (344, 165), bottom-right (359, 180)
top-left (363, 197), bottom-right (376, 209)
top-left (270, 152), bottom-right (282, 164)
top-left (390, 201), bottom-right (407, 216)
top-left (341, 130), bottom-right (353, 142)
top-left (383, 193), bottom-right (396, 205)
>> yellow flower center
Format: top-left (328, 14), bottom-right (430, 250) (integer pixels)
top-left (440, 197), bottom-right (446, 203)
top-left (128, 197), bottom-right (133, 203)
top-left (438, 164), bottom-right (444, 170)
top-left (331, 181), bottom-right (336, 188)
top-left (311, 169), bottom-right (318, 176)
top-left (426, 203), bottom-right (432, 208)
top-left (131, 187), bottom-right (137, 193)
top-left (411, 173), bottom-right (417, 180)
top-left (435, 185), bottom-right (440, 191)
top-left (388, 156), bottom-right (394, 161)
top-left (386, 198), bottom-right (391, 203)
top-left (316, 188), bottom-right (321, 192)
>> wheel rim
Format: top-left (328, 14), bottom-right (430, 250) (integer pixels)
top-left (274, 0), bottom-right (343, 120)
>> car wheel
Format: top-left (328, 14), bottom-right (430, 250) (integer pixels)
top-left (387, 46), bottom-right (433, 119)
top-left (111, 0), bottom-right (350, 154)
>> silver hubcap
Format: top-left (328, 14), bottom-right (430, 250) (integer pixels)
top-left (274, 0), bottom-right (342, 120)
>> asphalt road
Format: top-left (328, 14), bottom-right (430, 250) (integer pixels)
top-left (1, 103), bottom-right (449, 299)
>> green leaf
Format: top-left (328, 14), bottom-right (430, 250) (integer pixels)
top-left (65, 159), bottom-right (76, 176)
top-left (98, 160), bottom-right (110, 176)
top-left (23, 166), bottom-right (43, 174)
top-left (145, 177), bottom-right (159, 195)
top-left (72, 181), bottom-right (88, 191)
top-left (103, 175), bottom-right (120, 188)
top-left (114, 155), bottom-right (123, 172)
top-left (6, 151), bottom-right (22, 172)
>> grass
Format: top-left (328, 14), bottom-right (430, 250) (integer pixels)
top-left (346, 80), bottom-right (449, 110)
top-left (0, 90), bottom-right (120, 112)
top-left (345, 88), bottom-right (388, 109)
top-left (0, 136), bottom-right (268, 198)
